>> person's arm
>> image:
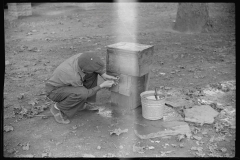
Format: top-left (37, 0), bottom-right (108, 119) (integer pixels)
top-left (101, 73), bottom-right (118, 80)
top-left (85, 80), bottom-right (115, 98)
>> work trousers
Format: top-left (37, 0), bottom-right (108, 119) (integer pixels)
top-left (45, 73), bottom-right (99, 118)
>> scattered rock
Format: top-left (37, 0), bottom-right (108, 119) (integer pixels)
top-left (184, 105), bottom-right (219, 124)
top-left (97, 146), bottom-right (101, 150)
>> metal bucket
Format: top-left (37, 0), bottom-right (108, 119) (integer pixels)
top-left (140, 90), bottom-right (166, 120)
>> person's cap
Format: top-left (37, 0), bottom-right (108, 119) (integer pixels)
top-left (78, 52), bottom-right (104, 73)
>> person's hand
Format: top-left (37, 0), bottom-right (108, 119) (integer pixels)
top-left (100, 80), bottom-right (115, 88)
top-left (101, 73), bottom-right (118, 80)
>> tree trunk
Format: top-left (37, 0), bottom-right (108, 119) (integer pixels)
top-left (173, 3), bottom-right (209, 33)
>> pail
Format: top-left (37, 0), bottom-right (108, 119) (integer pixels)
top-left (140, 90), bottom-right (166, 120)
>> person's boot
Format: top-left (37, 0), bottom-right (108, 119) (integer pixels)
top-left (50, 103), bottom-right (70, 124)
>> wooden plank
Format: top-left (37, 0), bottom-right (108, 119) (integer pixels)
top-left (110, 74), bottom-right (150, 109)
top-left (106, 42), bottom-right (154, 76)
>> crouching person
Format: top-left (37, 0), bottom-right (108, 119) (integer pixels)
top-left (45, 52), bottom-right (117, 124)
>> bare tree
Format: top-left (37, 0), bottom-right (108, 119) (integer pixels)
top-left (173, 3), bottom-right (210, 33)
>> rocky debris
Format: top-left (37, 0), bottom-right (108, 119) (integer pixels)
top-left (184, 105), bottom-right (219, 125)
top-left (134, 121), bottom-right (191, 139)
top-left (110, 128), bottom-right (128, 136)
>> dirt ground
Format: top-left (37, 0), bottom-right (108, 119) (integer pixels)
top-left (4, 3), bottom-right (235, 158)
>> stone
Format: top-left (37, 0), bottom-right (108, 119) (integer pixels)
top-left (134, 121), bottom-right (191, 139)
top-left (184, 105), bottom-right (219, 124)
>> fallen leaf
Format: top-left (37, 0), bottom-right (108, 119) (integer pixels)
top-left (28, 99), bottom-right (39, 106)
top-left (5, 61), bottom-right (10, 65)
top-left (191, 146), bottom-right (203, 152)
top-left (15, 154), bottom-right (34, 158)
top-left (171, 144), bottom-right (177, 147)
top-left (160, 150), bottom-right (173, 156)
top-left (42, 152), bottom-right (51, 157)
top-left (17, 93), bottom-right (25, 100)
top-left (195, 152), bottom-right (205, 157)
top-left (103, 153), bottom-right (116, 157)
top-left (4, 125), bottom-right (14, 132)
top-left (133, 144), bottom-right (146, 153)
top-left (179, 143), bottom-right (184, 148)
top-left (220, 148), bottom-right (227, 152)
top-left (56, 142), bottom-right (63, 146)
top-left (193, 135), bottom-right (202, 141)
top-left (110, 128), bottom-right (128, 136)
top-left (72, 125), bottom-right (77, 130)
top-left (82, 154), bottom-right (95, 157)
top-left (7, 148), bottom-right (17, 154)
top-left (148, 146), bottom-right (155, 150)
top-left (22, 143), bottom-right (30, 151)
top-left (177, 134), bottom-right (185, 142)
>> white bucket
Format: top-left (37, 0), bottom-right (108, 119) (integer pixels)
top-left (140, 90), bottom-right (166, 120)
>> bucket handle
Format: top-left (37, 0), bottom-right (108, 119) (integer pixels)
top-left (154, 87), bottom-right (160, 100)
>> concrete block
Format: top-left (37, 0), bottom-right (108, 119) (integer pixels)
top-left (184, 105), bottom-right (219, 124)
top-left (134, 121), bottom-right (192, 139)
